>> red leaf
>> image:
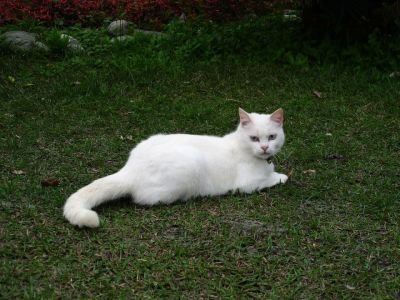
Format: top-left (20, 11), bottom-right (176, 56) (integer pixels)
top-left (41, 178), bottom-right (60, 187)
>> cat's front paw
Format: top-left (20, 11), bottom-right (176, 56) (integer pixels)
top-left (258, 172), bottom-right (289, 190)
top-left (277, 173), bottom-right (288, 184)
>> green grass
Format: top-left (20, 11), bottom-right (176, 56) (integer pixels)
top-left (1, 18), bottom-right (400, 298)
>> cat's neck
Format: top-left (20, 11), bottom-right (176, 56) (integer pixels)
top-left (223, 128), bottom-right (267, 162)
top-left (223, 129), bottom-right (250, 153)
top-left (222, 129), bottom-right (240, 140)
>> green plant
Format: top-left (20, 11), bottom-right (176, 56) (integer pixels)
top-left (45, 29), bottom-right (70, 56)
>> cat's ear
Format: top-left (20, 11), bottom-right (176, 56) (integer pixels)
top-left (239, 108), bottom-right (252, 127)
top-left (270, 108), bottom-right (284, 127)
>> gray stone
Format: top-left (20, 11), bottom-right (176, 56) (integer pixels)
top-left (283, 9), bottom-right (299, 20)
top-left (110, 35), bottom-right (134, 43)
top-left (34, 41), bottom-right (49, 51)
top-left (179, 13), bottom-right (186, 23)
top-left (60, 34), bottom-right (83, 51)
top-left (108, 20), bottom-right (129, 36)
top-left (110, 30), bottom-right (165, 43)
top-left (134, 29), bottom-right (165, 37)
top-left (1, 31), bottom-right (48, 52)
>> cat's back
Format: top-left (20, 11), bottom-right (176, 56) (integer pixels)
top-left (122, 133), bottom-right (224, 175)
top-left (134, 133), bottom-right (224, 152)
top-left (126, 132), bottom-right (236, 167)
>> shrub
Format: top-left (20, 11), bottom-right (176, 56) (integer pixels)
top-left (0, 0), bottom-right (293, 27)
top-left (45, 30), bottom-right (70, 55)
top-left (301, 0), bottom-right (400, 40)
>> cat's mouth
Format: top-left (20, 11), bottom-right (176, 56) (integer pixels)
top-left (258, 152), bottom-right (272, 160)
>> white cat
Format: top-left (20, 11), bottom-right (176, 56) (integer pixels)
top-left (63, 108), bottom-right (288, 228)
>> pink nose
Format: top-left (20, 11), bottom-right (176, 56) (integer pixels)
top-left (261, 145), bottom-right (268, 152)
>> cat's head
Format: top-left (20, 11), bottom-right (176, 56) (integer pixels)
top-left (237, 108), bottom-right (285, 160)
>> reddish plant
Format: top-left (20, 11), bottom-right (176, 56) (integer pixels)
top-left (0, 0), bottom-right (292, 27)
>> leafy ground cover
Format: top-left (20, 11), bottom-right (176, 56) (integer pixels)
top-left (0, 0), bottom-right (288, 27)
top-left (0, 16), bottom-right (399, 298)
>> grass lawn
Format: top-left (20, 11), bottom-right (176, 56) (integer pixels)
top-left (1, 19), bottom-right (399, 298)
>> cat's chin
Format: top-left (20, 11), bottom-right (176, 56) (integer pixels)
top-left (256, 153), bottom-right (273, 160)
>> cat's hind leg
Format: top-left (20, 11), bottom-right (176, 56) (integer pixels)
top-left (133, 189), bottom-right (170, 206)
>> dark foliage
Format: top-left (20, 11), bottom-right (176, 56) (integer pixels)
top-left (0, 0), bottom-right (292, 28)
top-left (301, 0), bottom-right (400, 40)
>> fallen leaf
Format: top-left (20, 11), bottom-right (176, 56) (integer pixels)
top-left (325, 133), bottom-right (332, 136)
top-left (287, 167), bottom-right (294, 177)
top-left (88, 167), bottom-right (99, 174)
top-left (13, 170), bottom-right (26, 175)
top-left (312, 90), bottom-right (322, 98)
top-left (8, 76), bottom-right (15, 83)
top-left (345, 284), bottom-right (355, 290)
top-left (120, 135), bottom-right (133, 141)
top-left (326, 154), bottom-right (346, 161)
top-left (303, 169), bottom-right (316, 175)
top-left (354, 170), bottom-right (364, 183)
top-left (41, 178), bottom-right (60, 187)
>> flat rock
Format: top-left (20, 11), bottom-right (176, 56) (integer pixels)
top-left (60, 34), bottom-right (84, 51)
top-left (134, 29), bottom-right (165, 36)
top-left (110, 35), bottom-right (134, 43)
top-left (34, 41), bottom-right (49, 51)
top-left (108, 20), bottom-right (129, 36)
top-left (1, 31), bottom-right (48, 52)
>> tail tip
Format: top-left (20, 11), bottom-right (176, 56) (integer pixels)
top-left (64, 208), bottom-right (100, 228)
top-left (79, 210), bottom-right (100, 228)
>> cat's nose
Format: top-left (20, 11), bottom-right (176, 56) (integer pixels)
top-left (261, 145), bottom-right (268, 152)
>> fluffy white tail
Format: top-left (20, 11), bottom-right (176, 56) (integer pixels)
top-left (63, 173), bottom-right (129, 228)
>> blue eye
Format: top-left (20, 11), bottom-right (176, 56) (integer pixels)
top-left (250, 136), bottom-right (260, 142)
top-left (268, 134), bottom-right (277, 141)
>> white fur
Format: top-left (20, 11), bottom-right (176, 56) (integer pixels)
top-left (63, 108), bottom-right (288, 228)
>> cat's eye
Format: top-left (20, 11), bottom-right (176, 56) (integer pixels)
top-left (268, 134), bottom-right (277, 141)
top-left (250, 136), bottom-right (260, 142)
